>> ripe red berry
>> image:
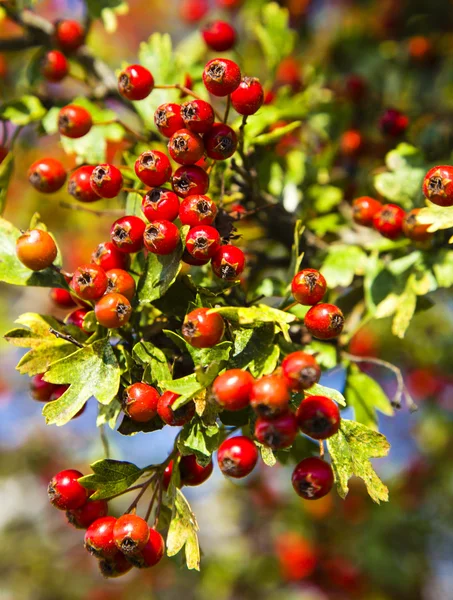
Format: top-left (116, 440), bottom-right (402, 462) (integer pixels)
top-left (105, 269), bottom-right (136, 301)
top-left (157, 391), bottom-right (195, 426)
top-left (118, 64), bottom-right (154, 101)
top-left (135, 150), bottom-right (172, 187)
top-left (30, 373), bottom-right (57, 402)
top-left (16, 229), bottom-right (57, 271)
top-left (185, 225), bottom-right (221, 260)
top-left (281, 351), bottom-right (321, 392)
top-left (372, 203), bottom-right (405, 239)
top-left (123, 382), bottom-right (159, 422)
top-left (304, 303), bottom-right (344, 340)
top-left (182, 307), bottom-right (225, 348)
top-left (250, 374), bottom-right (290, 418)
top-left (291, 269), bottom-right (327, 306)
top-left (402, 208), bottom-right (432, 242)
top-left (202, 20), bottom-right (236, 51)
top-left (345, 74), bottom-right (367, 103)
top-left (95, 292), bottom-right (132, 328)
top-left (204, 123), bottom-right (238, 160)
top-left (211, 245), bottom-right (245, 280)
top-left (128, 527), bottom-right (165, 568)
top-left (111, 215), bottom-right (146, 254)
top-left (179, 455), bottom-right (213, 486)
top-left (67, 499), bottom-right (108, 529)
top-left (218, 436), bottom-right (258, 478)
top-left (90, 164), bottom-right (123, 198)
top-left (163, 461), bottom-right (173, 490)
top-left (154, 103), bottom-right (185, 137)
top-left (182, 248), bottom-right (211, 266)
top-left (48, 469), bottom-right (87, 510)
top-left (85, 516), bottom-right (118, 559)
top-left (179, 194), bottom-right (217, 227)
top-left (172, 165), bottom-right (210, 198)
top-left (213, 369), bottom-right (254, 411)
top-left (180, 0), bottom-right (208, 23)
top-left (422, 165), bottom-right (453, 207)
top-left (203, 58), bottom-right (241, 97)
top-left (168, 129), bottom-right (205, 165)
top-left (379, 108), bottom-right (409, 137)
top-left (340, 129), bottom-right (364, 157)
top-left (65, 308), bottom-right (90, 332)
top-left (54, 20), bottom-right (85, 52)
top-left (113, 513), bottom-right (150, 555)
top-left (142, 188), bottom-right (180, 222)
top-left (231, 77), bottom-right (264, 116)
top-left (71, 264), bottom-right (108, 300)
top-left (144, 220), bottom-right (180, 255)
top-left (291, 457), bottom-right (334, 500)
top-left (181, 99), bottom-right (215, 134)
top-left (28, 158), bottom-right (66, 193)
top-left (92, 241), bottom-right (131, 271)
top-left (68, 165), bottom-right (100, 203)
top-left (98, 552), bottom-right (133, 578)
top-left (254, 411), bottom-right (298, 449)
top-left (50, 287), bottom-right (76, 308)
top-left (58, 105), bottom-right (92, 138)
top-left (352, 196), bottom-right (382, 227)
top-left (41, 49), bottom-right (68, 82)
top-left (296, 395), bottom-right (341, 440)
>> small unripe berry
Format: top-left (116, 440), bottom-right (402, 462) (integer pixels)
top-left (28, 158), bottom-right (66, 193)
top-left (85, 516), bottom-right (118, 559)
top-left (352, 196), bottom-right (382, 227)
top-left (50, 287), bottom-right (76, 308)
top-left (296, 395), bottom-right (341, 440)
top-left (211, 245), bottom-right (245, 280)
top-left (168, 128), bottom-right (205, 165)
top-left (204, 123), bottom-right (238, 160)
top-left (111, 215), bottom-right (146, 254)
top-left (95, 292), bottom-right (132, 328)
top-left (291, 457), bottom-right (334, 500)
top-left (218, 436), bottom-right (258, 478)
top-left (65, 308), bottom-right (90, 332)
top-left (422, 165), bottom-right (453, 207)
top-left (105, 269), bottom-right (136, 301)
top-left (92, 241), bottom-right (131, 271)
top-left (41, 50), bottom-right (68, 82)
top-left (203, 58), bottom-right (241, 97)
top-left (58, 105), bottom-right (92, 138)
top-left (202, 20), bottom-right (236, 51)
top-left (98, 552), bottom-right (133, 578)
top-left (127, 527), bottom-right (165, 568)
top-left (118, 64), bottom-right (154, 100)
top-left (172, 165), bottom-right (210, 198)
top-left (231, 77), bottom-right (264, 116)
top-left (250, 374), bottom-right (290, 418)
top-left (68, 166), bottom-right (100, 203)
top-left (181, 99), bottom-right (215, 134)
top-left (144, 220), bottom-right (180, 255)
top-left (185, 225), bottom-right (221, 260)
top-left (179, 194), bottom-right (217, 227)
top-left (402, 208), bottom-right (433, 242)
top-left (379, 108), bottom-right (409, 137)
top-left (123, 382), bottom-right (159, 422)
top-left (254, 411), bottom-right (298, 449)
top-left (67, 499), bottom-right (108, 529)
top-left (157, 391), bottom-right (195, 426)
top-left (213, 369), bottom-right (254, 411)
top-left (16, 229), bottom-right (57, 271)
top-left (291, 269), bottom-right (327, 306)
top-left (142, 188), bottom-right (180, 222)
top-left (90, 164), bottom-right (123, 198)
top-left (48, 469), bottom-right (87, 510)
top-left (135, 151), bottom-right (172, 187)
top-left (372, 203), bottom-right (405, 239)
top-left (281, 351), bottom-right (321, 391)
top-left (30, 373), bottom-right (57, 402)
top-left (304, 303), bottom-right (344, 340)
top-left (179, 455), bottom-right (213, 486)
top-left (54, 20), bottom-right (85, 52)
top-left (70, 264), bottom-right (108, 300)
top-left (182, 307), bottom-right (225, 348)
top-left (154, 103), bottom-right (185, 137)
top-left (113, 513), bottom-right (150, 555)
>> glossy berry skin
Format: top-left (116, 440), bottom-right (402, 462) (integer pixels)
top-left (213, 369), bottom-right (254, 411)
top-left (304, 303), bottom-right (344, 340)
top-left (403, 209), bottom-right (432, 242)
top-left (70, 264), bottom-right (108, 300)
top-left (212, 245), bottom-right (245, 280)
top-left (218, 436), bottom-right (258, 478)
top-left (250, 374), bottom-right (290, 418)
top-left (179, 455), bottom-right (213, 486)
top-left (180, 0), bottom-right (208, 22)
top-left (41, 50), bottom-right (68, 82)
top-left (163, 461), bottom-right (173, 491)
top-left (84, 516), bottom-right (118, 559)
top-left (352, 196), bottom-right (382, 227)
top-left (231, 77), bottom-right (264, 116)
top-left (168, 128), bottom-right (205, 165)
top-left (123, 382), bottom-right (159, 422)
top-left (292, 269), bottom-right (327, 306)
top-left (68, 166), bottom-right (100, 203)
top-left (296, 395), bottom-right (341, 440)
top-left (204, 123), bottom-right (238, 160)
top-left (172, 165), bottom-right (210, 198)
top-left (118, 64), bottom-right (154, 100)
top-left (110, 215), bottom-right (146, 254)
top-left (185, 225), bottom-right (221, 260)
top-left (16, 229), bottom-right (57, 271)
top-left (157, 391), bottom-right (195, 426)
top-left (181, 99), bottom-right (215, 134)
top-left (50, 287), bottom-right (76, 308)
top-left (54, 20), bottom-right (85, 52)
top-left (58, 105), bottom-right (92, 138)
top-left (182, 248), bottom-right (211, 266)
top-left (128, 528), bottom-right (165, 568)
top-left (179, 194), bottom-right (217, 227)
top-left (65, 308), bottom-right (90, 332)
top-left (90, 164), bottom-right (123, 198)
top-left (182, 308), bottom-right (225, 348)
top-left (30, 373), bottom-right (56, 402)
top-left (254, 412), bottom-right (298, 450)
top-left (28, 158), bottom-right (66, 193)
top-left (113, 514), bottom-right (150, 555)
top-left (105, 269), bottom-right (136, 301)
top-left (340, 129), bottom-right (363, 157)
top-left (291, 457), bottom-right (334, 500)
top-left (422, 165), bottom-right (453, 207)
top-left (92, 241), bottom-right (131, 271)
top-left (142, 188), bottom-right (180, 222)
top-left (98, 553), bottom-right (133, 578)
top-left (154, 103), bottom-right (185, 138)
top-left (144, 220), bottom-right (180, 255)
top-left (202, 20), bottom-right (236, 51)
top-left (281, 351), bottom-right (320, 392)
top-left (379, 108), bottom-right (409, 137)
top-left (95, 293), bottom-right (132, 329)
top-left (135, 150), bottom-right (172, 187)
top-left (203, 58), bottom-right (241, 97)
top-left (372, 203), bottom-right (405, 239)
top-left (48, 469), bottom-right (87, 511)
top-left (67, 499), bottom-right (108, 529)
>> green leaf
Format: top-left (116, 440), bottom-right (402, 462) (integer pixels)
top-left (117, 414), bottom-right (165, 436)
top-left (0, 152), bottom-right (14, 215)
top-left (327, 420), bottom-right (390, 503)
top-left (254, 2), bottom-right (296, 70)
top-left (344, 365), bottom-right (393, 429)
top-left (431, 250), bottom-right (453, 287)
top-left (78, 459), bottom-right (143, 500)
top-left (374, 168), bottom-right (425, 209)
top-left (307, 213), bottom-right (343, 236)
top-left (85, 0), bottom-right (127, 19)
top-left (253, 121), bottom-right (302, 146)
top-left (161, 374), bottom-right (204, 410)
top-left (167, 489), bottom-right (200, 571)
top-left (308, 185), bottom-right (343, 213)
top-left (256, 442), bottom-right (277, 467)
top-left (164, 330), bottom-right (232, 369)
top-left (178, 419), bottom-right (220, 466)
top-left (132, 341), bottom-right (172, 386)
top-left (229, 323), bottom-right (279, 378)
top-left (385, 143), bottom-right (425, 170)
top-left (0, 95), bottom-right (46, 125)
top-left (288, 219), bottom-right (305, 279)
top-left (305, 382), bottom-right (346, 407)
top-left (417, 202), bottom-right (453, 235)
top-left (210, 304), bottom-right (295, 341)
top-left (321, 245), bottom-right (367, 288)
top-left (97, 401), bottom-right (122, 430)
top-left (137, 245), bottom-right (183, 304)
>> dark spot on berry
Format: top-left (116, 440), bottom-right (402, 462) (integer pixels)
top-left (93, 167), bottom-right (106, 183)
top-left (112, 225), bottom-right (129, 242)
top-left (194, 235), bottom-right (208, 249)
top-left (307, 415), bottom-right (331, 435)
top-left (68, 180), bottom-right (78, 196)
top-left (207, 61), bottom-right (225, 81)
top-left (155, 108), bottom-right (168, 126)
top-left (428, 175), bottom-right (443, 195)
top-left (173, 402), bottom-right (193, 421)
top-left (29, 171), bottom-right (43, 188)
top-left (182, 320), bottom-right (196, 337)
top-left (406, 213), bottom-right (417, 226)
top-left (98, 559), bottom-right (117, 577)
top-left (220, 456), bottom-right (238, 475)
top-left (262, 428), bottom-right (282, 448)
top-left (85, 540), bottom-right (103, 559)
top-left (296, 478), bottom-right (317, 499)
top-left (93, 244), bottom-right (106, 260)
top-left (116, 303), bottom-right (130, 318)
top-left (120, 537), bottom-right (138, 555)
top-left (58, 114), bottom-right (70, 129)
top-left (77, 272), bottom-right (92, 287)
top-left (65, 510), bottom-right (80, 528)
top-left (216, 136), bottom-right (234, 154)
top-left (330, 313), bottom-right (344, 332)
top-left (197, 200), bottom-right (210, 214)
top-left (149, 188), bottom-right (162, 203)
top-left (119, 73), bottom-right (131, 93)
top-left (182, 103), bottom-right (197, 120)
top-left (141, 152), bottom-right (156, 168)
top-left (299, 366), bottom-right (318, 387)
top-left (144, 226), bottom-right (159, 241)
top-left (304, 272), bottom-right (318, 293)
top-left (174, 176), bottom-right (190, 193)
top-left (172, 135), bottom-right (188, 152)
top-left (255, 403), bottom-right (274, 418)
top-left (219, 263), bottom-right (237, 279)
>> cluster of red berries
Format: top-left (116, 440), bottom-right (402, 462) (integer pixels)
top-left (40, 20), bottom-right (85, 83)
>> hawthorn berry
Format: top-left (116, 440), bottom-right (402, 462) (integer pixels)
top-left (163, 461), bottom-right (174, 491)
top-left (211, 245), bottom-right (246, 280)
top-left (296, 395), bottom-right (341, 440)
top-left (70, 264), bottom-right (108, 300)
top-left (179, 454), bottom-right (213, 486)
top-left (118, 64), bottom-right (154, 100)
top-left (340, 129), bottom-right (364, 156)
top-left (172, 165), bottom-right (210, 198)
top-left (128, 527), bottom-right (165, 568)
top-left (345, 74), bottom-right (367, 103)
top-left (16, 229), bottom-right (57, 271)
top-left (105, 269), bottom-right (136, 301)
top-left (84, 515), bottom-right (118, 559)
top-left (54, 20), bottom-right (85, 52)
top-left (28, 158), bottom-right (66, 193)
top-left (292, 269), bottom-right (327, 306)
top-left (291, 457), bottom-right (334, 500)
top-left (68, 165), bottom-right (100, 203)
top-left (402, 208), bottom-right (432, 242)
top-left (352, 196), bottom-right (382, 227)
top-left (154, 103), bottom-right (185, 138)
top-left (50, 287), bottom-right (76, 308)
top-left (181, 99), bottom-right (215, 134)
top-left (281, 351), bottom-right (321, 391)
top-left (113, 513), bottom-right (150, 555)
top-left (30, 373), bottom-right (56, 402)
top-left (95, 292), bottom-right (132, 328)
top-left (0, 147), bottom-right (7, 164)
top-left (202, 21), bottom-right (236, 51)
top-left (218, 436), bottom-right (258, 478)
top-left (123, 382), bottom-right (159, 422)
top-left (99, 553), bottom-right (133, 578)
top-left (67, 499), bottom-right (108, 529)
top-left (142, 188), bottom-right (180, 222)
top-left (180, 0), bottom-right (209, 23)
top-left (144, 220), bottom-right (180, 255)
top-left (157, 391), bottom-right (195, 426)
top-left (379, 108), bottom-right (409, 137)
top-left (65, 308), bottom-right (90, 332)
top-left (250, 375), bottom-right (290, 418)
top-left (41, 50), bottom-right (68, 82)
top-left (135, 151), bottom-right (172, 187)
top-left (182, 307), bottom-right (225, 348)
top-left (203, 58), bottom-right (241, 97)
top-left (168, 128), bottom-right (205, 165)
top-left (304, 303), bottom-right (344, 340)
top-left (92, 241), bottom-right (131, 271)
top-left (213, 369), bottom-right (254, 411)
top-left (185, 225), bottom-right (221, 260)
top-left (179, 194), bottom-right (217, 227)
top-left (90, 164), bottom-right (123, 198)
top-left (422, 165), bottom-right (453, 207)
top-left (182, 248), bottom-right (211, 266)
top-left (372, 203), bottom-right (405, 239)
top-left (204, 123), bottom-right (238, 160)
top-left (254, 411), bottom-right (298, 450)
top-left (231, 77), bottom-right (264, 116)
top-left (110, 215), bottom-right (146, 253)
top-left (48, 469), bottom-right (87, 510)
top-left (58, 105), bottom-right (92, 138)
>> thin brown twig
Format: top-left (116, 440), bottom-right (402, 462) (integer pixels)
top-left (223, 94), bottom-right (231, 123)
top-left (49, 327), bottom-right (84, 348)
top-left (125, 474), bottom-right (158, 514)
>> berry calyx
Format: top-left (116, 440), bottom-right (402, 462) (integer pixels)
top-left (213, 369), bottom-right (254, 411)
top-left (16, 229), bottom-right (57, 271)
top-left (54, 20), bottom-right (85, 52)
top-left (168, 128), bottom-right (205, 165)
top-left (123, 382), bottom-right (160, 422)
top-left (92, 241), bottom-right (131, 271)
top-left (67, 499), bottom-right (108, 529)
top-left (179, 454), bottom-right (213, 486)
top-left (154, 103), bottom-right (185, 138)
top-left (118, 64), bottom-right (154, 100)
top-left (181, 99), bottom-right (215, 134)
top-left (254, 411), bottom-right (298, 449)
top-left (231, 77), bottom-right (264, 116)
top-left (110, 215), bottom-right (146, 253)
top-left (217, 436), bottom-right (258, 478)
top-left (48, 469), bottom-right (87, 510)
top-left (50, 287), bottom-right (76, 308)
top-left (203, 58), bottom-right (241, 97)
top-left (128, 527), bottom-right (165, 568)
top-left (90, 163), bottom-right (123, 198)
top-left (58, 105), bottom-right (92, 138)
top-left (28, 158), bottom-right (66, 193)
top-left (304, 303), bottom-right (344, 340)
top-left (185, 225), bottom-right (221, 260)
top-left (179, 194), bottom-right (217, 227)
top-left (182, 307), bottom-right (225, 348)
top-left (172, 165), bottom-right (210, 198)
top-left (70, 264), bottom-right (108, 300)
top-left (352, 196), bottom-right (382, 227)
top-left (135, 150), bottom-right (172, 187)
top-left (144, 219), bottom-right (180, 255)
top-left (105, 269), bottom-right (136, 301)
top-left (422, 165), bottom-right (453, 207)
top-left (84, 516), bottom-right (118, 559)
top-left (95, 292), bottom-right (132, 328)
top-left (402, 208), bottom-right (432, 242)
top-left (41, 50), bottom-right (68, 82)
top-left (30, 373), bottom-right (57, 402)
top-left (68, 166), bottom-right (100, 203)
top-left (142, 188), bottom-right (180, 222)
top-left (281, 351), bottom-right (321, 391)
top-left (291, 269), bottom-right (327, 306)
top-left (202, 20), bottom-right (236, 51)
top-left (157, 391), bottom-right (195, 426)
top-left (296, 395), bottom-right (341, 440)
top-left (204, 123), bottom-right (238, 160)
top-left (291, 457), bottom-right (334, 500)
top-left (211, 245), bottom-right (245, 280)
top-left (250, 374), bottom-right (290, 418)
top-left (113, 513), bottom-right (150, 555)
top-left (99, 553), bottom-right (133, 578)
top-left (372, 203), bottom-right (405, 239)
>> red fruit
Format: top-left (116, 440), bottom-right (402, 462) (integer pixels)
top-left (168, 129), bottom-right (205, 165)
top-left (98, 552), bottom-right (133, 578)
top-left (92, 241), bottom-right (131, 271)
top-left (30, 373), bottom-right (56, 402)
top-left (217, 0), bottom-right (243, 7)
top-left (123, 382), bottom-right (159, 422)
top-left (179, 455), bottom-right (213, 486)
top-left (204, 123), bottom-right (238, 160)
top-left (157, 391), bottom-right (195, 426)
top-left (68, 165), bottom-right (100, 203)
top-left (90, 164), bottom-right (123, 198)
top-left (372, 203), bottom-right (405, 239)
top-left (105, 269), bottom-right (136, 301)
top-left (296, 395), bottom-right (341, 440)
top-left (128, 527), bottom-right (165, 568)
top-left (185, 225), bottom-right (221, 260)
top-left (304, 303), bottom-right (344, 340)
top-left (179, 194), bottom-right (217, 227)
top-left (182, 248), bottom-right (211, 266)
top-left (48, 469), bottom-right (87, 510)
top-left (255, 411), bottom-right (298, 450)
top-left (218, 436), bottom-right (258, 478)
top-left (231, 77), bottom-right (264, 116)
top-left (203, 58), bottom-right (241, 97)
top-left (163, 461), bottom-right (173, 490)
top-left (172, 164), bottom-right (210, 198)
top-left (135, 150), bottom-right (172, 187)
top-left (340, 129), bottom-right (364, 156)
top-left (291, 457), bottom-right (334, 500)
top-left (50, 287), bottom-right (76, 308)
top-left (181, 99), bottom-right (215, 135)
top-left (211, 245), bottom-right (245, 280)
top-left (345, 74), bottom-right (367, 103)
top-left (95, 293), bottom-right (132, 328)
top-left (213, 369), bottom-right (254, 411)
top-left (202, 21), bottom-right (236, 52)
top-left (16, 229), bottom-right (57, 271)
top-left (118, 64), bottom-right (154, 101)
top-left (28, 158), bottom-right (66, 193)
top-left (58, 105), bottom-right (92, 138)
top-left (180, 0), bottom-right (208, 22)
top-left (54, 20), bottom-right (85, 52)
top-left (282, 351), bottom-right (321, 392)
top-left (276, 533), bottom-right (318, 582)
top-left (111, 215), bottom-right (146, 253)
top-left (422, 165), bottom-right (453, 207)
top-left (379, 108), bottom-right (409, 137)
top-left (250, 374), bottom-right (290, 418)
top-left (402, 208), bottom-right (433, 242)
top-left (70, 264), bottom-right (108, 300)
top-left (352, 196), bottom-right (382, 227)
top-left (0, 147), bottom-right (8, 164)
top-left (154, 102), bottom-right (185, 138)
top-left (276, 56), bottom-right (302, 91)
top-left (41, 50), bottom-right (68, 82)
top-left (142, 188), bottom-right (180, 222)
top-left (291, 269), bottom-right (327, 306)
top-left (144, 220), bottom-right (180, 255)
top-left (67, 499), bottom-right (108, 529)
top-left (66, 308), bottom-right (90, 332)
top-left (113, 513), bottom-right (150, 555)
top-left (85, 516), bottom-right (118, 559)
top-left (182, 307), bottom-right (225, 348)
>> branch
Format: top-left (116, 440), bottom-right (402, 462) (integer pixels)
top-left (49, 327), bottom-right (84, 349)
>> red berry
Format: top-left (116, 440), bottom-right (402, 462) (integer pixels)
top-left (157, 391), bottom-right (195, 426)
top-left (48, 469), bottom-right (87, 510)
top-left (291, 269), bottom-right (327, 306)
top-left (372, 203), bottom-right (405, 239)
top-left (54, 20), bottom-right (85, 52)
top-left (113, 513), bottom-right (150, 555)
top-left (379, 108), bottom-right (409, 137)
top-left (127, 527), bottom-right (165, 568)
top-left (204, 123), bottom-right (238, 160)
top-left (66, 308), bottom-right (90, 332)
top-left (85, 516), bottom-right (118, 559)
top-left (203, 58), bottom-right (241, 97)
top-left (182, 307), bottom-right (225, 348)
top-left (304, 303), bottom-right (344, 340)
top-left (182, 248), bottom-right (211, 266)
top-left (0, 147), bottom-right (8, 164)
top-left (92, 241), bottom-right (131, 271)
top-left (231, 77), bottom-right (264, 116)
top-left (179, 194), bottom-right (217, 227)
top-left (163, 461), bottom-right (173, 490)
top-left (95, 292), bottom-right (132, 328)
top-left (217, 0), bottom-right (243, 7)
top-left (296, 395), bottom-right (341, 440)
top-left (213, 369), bottom-right (254, 411)
top-left (403, 208), bottom-right (433, 242)
top-left (105, 269), bottom-right (136, 301)
top-left (28, 158), bottom-right (66, 193)
top-left (340, 129), bottom-right (364, 157)
top-left (50, 287), bottom-right (76, 308)
top-left (202, 20), bottom-right (236, 51)
top-left (281, 351), bottom-right (321, 392)
top-left (250, 374), bottom-right (290, 418)
top-left (345, 74), bottom-right (367, 103)
top-left (422, 165), bottom-right (453, 207)
top-left (144, 220), bottom-right (180, 255)
top-left (30, 373), bottom-right (57, 402)
top-left (123, 382), bottom-right (159, 422)
top-left (352, 196), bottom-right (382, 227)
top-left (118, 64), bottom-right (154, 100)
top-left (135, 150), bottom-right (172, 187)
top-left (185, 225), bottom-right (221, 260)
top-left (168, 128), bottom-right (205, 165)
top-left (58, 105), bottom-right (92, 138)
top-left (41, 50), bottom-right (68, 82)
top-left (70, 264), bottom-right (108, 300)
top-left (67, 499), bottom-right (108, 529)
top-left (111, 215), bottom-right (146, 254)
top-left (154, 103), bottom-right (185, 138)
top-left (98, 552), bottom-right (133, 578)
top-left (142, 188), bottom-right (180, 222)
top-left (254, 411), bottom-right (298, 449)
top-left (179, 455), bottom-right (213, 486)
top-left (211, 245), bottom-right (245, 280)
top-left (180, 0), bottom-right (208, 23)
top-left (218, 436), bottom-right (258, 478)
top-left (68, 165), bottom-right (100, 203)
top-left (90, 163), bottom-right (123, 198)
top-left (181, 99), bottom-right (215, 134)
top-left (172, 165), bottom-right (210, 198)
top-left (291, 457), bottom-right (334, 500)
top-left (16, 229), bottom-right (57, 271)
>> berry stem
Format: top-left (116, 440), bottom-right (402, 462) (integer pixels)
top-left (153, 475), bottom-right (164, 528)
top-left (59, 201), bottom-right (124, 217)
top-left (122, 187), bottom-right (146, 197)
top-left (125, 473), bottom-right (158, 514)
top-left (223, 94), bottom-right (231, 123)
top-left (100, 424), bottom-right (111, 459)
top-left (49, 327), bottom-right (85, 348)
